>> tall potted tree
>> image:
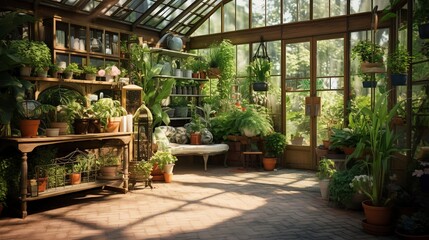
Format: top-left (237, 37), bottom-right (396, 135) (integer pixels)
top-left (263, 132), bottom-right (287, 171)
top-left (349, 92), bottom-right (401, 235)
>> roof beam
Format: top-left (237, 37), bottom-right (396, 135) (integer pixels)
top-left (131, 0), bottom-right (164, 32)
top-left (87, 0), bottom-right (118, 20)
top-left (160, 0), bottom-right (204, 36)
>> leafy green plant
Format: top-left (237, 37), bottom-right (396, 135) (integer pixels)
top-left (414, 0), bottom-right (429, 25)
top-left (148, 151), bottom-right (178, 171)
top-left (396, 211), bottom-right (429, 235)
top-left (236, 107), bottom-right (273, 137)
top-left (134, 161), bottom-right (153, 179)
top-left (329, 162), bottom-right (367, 208)
top-left (348, 91), bottom-right (401, 206)
top-left (30, 41), bottom-right (52, 72)
top-left (64, 100), bottom-right (88, 119)
top-left (316, 158), bottom-right (336, 180)
top-left (387, 45), bottom-right (412, 74)
top-left (64, 63), bottom-right (82, 74)
top-left (88, 98), bottom-right (126, 128)
top-left (17, 100), bottom-right (56, 120)
top-left (99, 151), bottom-right (121, 167)
top-left (330, 128), bottom-right (361, 149)
top-left (351, 40), bottom-right (384, 63)
top-left (264, 132), bottom-right (287, 158)
top-left (82, 65), bottom-right (97, 74)
top-left (248, 57), bottom-right (271, 83)
top-left (129, 43), bottom-right (174, 126)
top-left (0, 12), bottom-right (34, 136)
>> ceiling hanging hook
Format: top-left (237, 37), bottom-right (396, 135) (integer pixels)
top-left (252, 36), bottom-right (270, 62)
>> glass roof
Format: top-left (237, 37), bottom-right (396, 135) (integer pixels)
top-left (37, 0), bottom-right (225, 35)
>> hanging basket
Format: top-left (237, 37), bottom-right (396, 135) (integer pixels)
top-left (362, 81), bottom-right (377, 88)
top-left (361, 62), bottom-right (385, 73)
top-left (253, 82), bottom-right (269, 91)
top-left (391, 74), bottom-right (407, 86)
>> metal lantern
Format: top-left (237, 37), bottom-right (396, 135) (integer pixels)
top-left (121, 84), bottom-right (143, 115)
top-left (134, 103), bottom-right (153, 161)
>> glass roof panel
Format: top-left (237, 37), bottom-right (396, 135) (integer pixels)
top-left (39, 0), bottom-right (224, 36)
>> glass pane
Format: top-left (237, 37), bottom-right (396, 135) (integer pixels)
top-left (350, 0), bottom-right (389, 14)
top-left (286, 93), bottom-right (310, 146)
top-left (298, 0), bottom-right (310, 22)
top-left (267, 0), bottom-right (281, 26)
top-left (236, 44), bottom-right (249, 76)
top-left (317, 91), bottom-right (344, 145)
top-left (224, 0), bottom-right (235, 32)
top-left (236, 0), bottom-right (249, 30)
top-left (313, 0), bottom-right (329, 19)
top-left (252, 0), bottom-right (265, 28)
top-left (331, 0), bottom-right (347, 17)
top-left (267, 41), bottom-right (281, 76)
top-left (89, 57), bottom-right (104, 68)
top-left (209, 8), bottom-right (222, 34)
top-left (283, 0), bottom-right (298, 23)
top-left (317, 38), bottom-right (344, 77)
top-left (285, 42), bottom-right (310, 78)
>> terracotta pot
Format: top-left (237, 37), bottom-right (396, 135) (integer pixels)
top-left (322, 140), bottom-right (331, 149)
top-left (190, 133), bottom-right (202, 145)
top-left (342, 146), bottom-right (355, 155)
top-left (362, 200), bottom-right (393, 226)
top-left (85, 73), bottom-right (96, 80)
top-left (151, 163), bottom-right (164, 181)
top-left (20, 119), bottom-right (40, 138)
top-left (208, 67), bottom-right (221, 77)
top-left (20, 66), bottom-right (32, 76)
top-left (362, 219), bottom-right (394, 236)
top-left (106, 117), bottom-right (121, 133)
top-left (37, 177), bottom-right (47, 192)
top-left (199, 71), bottom-right (206, 79)
top-left (50, 122), bottom-right (68, 135)
top-left (164, 173), bottom-right (173, 183)
top-left (99, 166), bottom-right (118, 177)
top-left (192, 72), bottom-right (199, 78)
top-left (263, 157), bottom-right (277, 171)
top-left (70, 173), bottom-right (81, 185)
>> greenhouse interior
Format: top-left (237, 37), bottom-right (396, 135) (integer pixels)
top-left (0, 0), bottom-right (428, 239)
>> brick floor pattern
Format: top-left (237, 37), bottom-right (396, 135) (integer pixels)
top-left (0, 165), bottom-right (397, 240)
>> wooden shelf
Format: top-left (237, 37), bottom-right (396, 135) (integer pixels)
top-left (22, 76), bottom-right (119, 86)
top-left (155, 75), bottom-right (208, 81)
top-left (150, 48), bottom-right (197, 58)
top-left (170, 94), bottom-right (208, 97)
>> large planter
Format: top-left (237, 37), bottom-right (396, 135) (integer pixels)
top-left (362, 200), bottom-right (393, 226)
top-left (391, 74), bottom-right (407, 86)
top-left (99, 165), bottom-right (119, 177)
top-left (175, 107), bottom-right (188, 118)
top-left (20, 119), bottom-right (40, 138)
top-left (319, 179), bottom-right (330, 200)
top-left (262, 157), bottom-right (277, 171)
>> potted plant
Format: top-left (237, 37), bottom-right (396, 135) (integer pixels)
top-left (396, 211), bottom-right (429, 238)
top-left (387, 45), bottom-right (412, 86)
top-left (235, 107), bottom-right (273, 137)
top-left (17, 100), bottom-right (56, 137)
top-left (98, 151), bottom-right (121, 177)
top-left (129, 160), bottom-right (153, 189)
top-left (65, 100), bottom-right (89, 134)
top-left (30, 41), bottom-right (52, 77)
top-left (351, 40), bottom-right (385, 73)
top-left (89, 98), bottom-right (127, 132)
top-left (0, 12), bottom-right (34, 137)
top-left (359, 73), bottom-right (377, 88)
top-left (170, 96), bottom-right (189, 118)
top-left (349, 92), bottom-right (401, 234)
top-left (149, 151), bottom-right (178, 183)
top-left (63, 63), bottom-right (82, 79)
top-left (9, 39), bottom-right (34, 76)
top-left (290, 133), bottom-right (304, 145)
top-left (248, 57), bottom-right (271, 91)
top-left (263, 132), bottom-right (287, 171)
top-left (316, 158), bottom-right (336, 200)
top-left (414, 0), bottom-right (429, 39)
top-left (330, 128), bottom-right (362, 155)
top-left (49, 64), bottom-right (60, 78)
top-left (82, 65), bottom-right (98, 80)
top-left (187, 107), bottom-right (204, 145)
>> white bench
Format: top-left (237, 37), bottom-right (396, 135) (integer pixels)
top-left (168, 143), bottom-right (229, 171)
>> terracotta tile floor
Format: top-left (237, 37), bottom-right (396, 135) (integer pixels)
top-left (0, 162), bottom-right (397, 239)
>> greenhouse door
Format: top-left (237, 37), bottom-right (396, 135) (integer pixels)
top-left (284, 36), bottom-right (345, 170)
